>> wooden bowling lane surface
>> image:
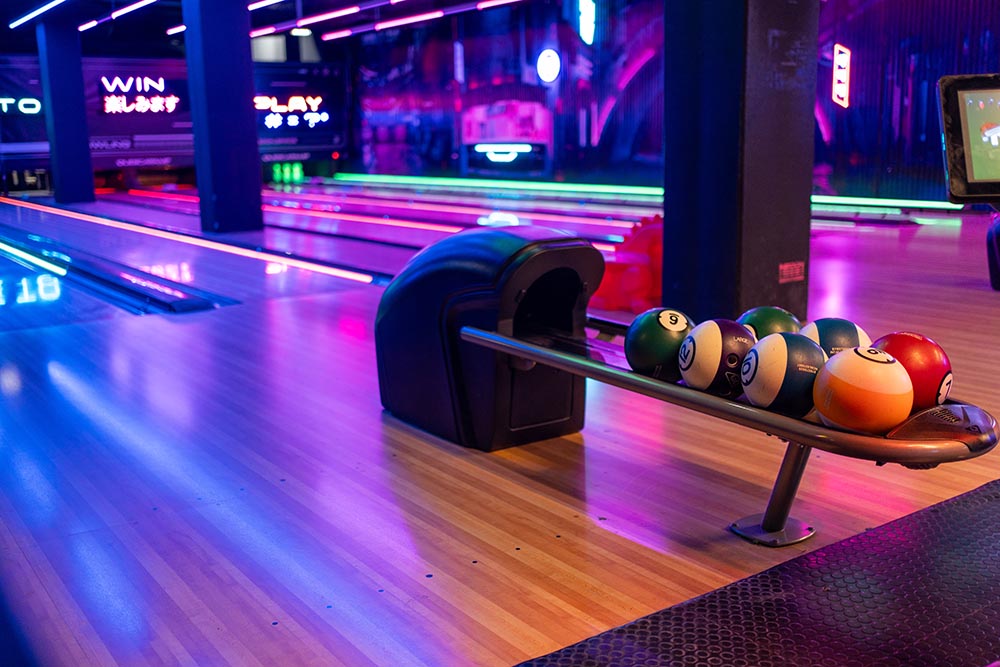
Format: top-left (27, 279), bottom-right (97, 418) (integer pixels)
top-left (0, 210), bottom-right (997, 666)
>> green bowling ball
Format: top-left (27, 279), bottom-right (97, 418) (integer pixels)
top-left (737, 306), bottom-right (802, 340)
top-left (624, 308), bottom-right (695, 382)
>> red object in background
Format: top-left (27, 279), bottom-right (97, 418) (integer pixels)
top-left (590, 215), bottom-right (662, 313)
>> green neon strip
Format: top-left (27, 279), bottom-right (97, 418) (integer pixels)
top-left (811, 204), bottom-right (904, 215)
top-left (0, 241), bottom-right (68, 276)
top-left (332, 174), bottom-right (965, 211)
top-left (811, 195), bottom-right (963, 211)
top-left (332, 173), bottom-right (664, 197)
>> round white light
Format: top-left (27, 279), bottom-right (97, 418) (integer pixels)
top-left (536, 48), bottom-right (561, 84)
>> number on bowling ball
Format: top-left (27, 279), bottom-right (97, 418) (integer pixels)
top-left (678, 337), bottom-right (695, 371)
top-left (741, 349), bottom-right (759, 385)
top-left (855, 347), bottom-right (895, 364)
top-left (938, 371), bottom-right (954, 404)
top-left (657, 310), bottom-right (688, 332)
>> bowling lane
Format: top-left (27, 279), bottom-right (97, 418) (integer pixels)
top-left (0, 198), bottom-right (385, 304)
top-left (90, 190), bottom-right (450, 258)
top-left (115, 186), bottom-right (634, 246)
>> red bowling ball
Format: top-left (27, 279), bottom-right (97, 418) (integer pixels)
top-left (872, 331), bottom-right (953, 411)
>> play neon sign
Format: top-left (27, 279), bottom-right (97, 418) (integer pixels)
top-left (101, 75), bottom-right (180, 114)
top-left (832, 43), bottom-right (851, 108)
top-left (254, 95), bottom-right (330, 130)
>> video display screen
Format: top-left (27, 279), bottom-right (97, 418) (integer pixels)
top-left (959, 88), bottom-right (1000, 183)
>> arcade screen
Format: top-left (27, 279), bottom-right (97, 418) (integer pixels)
top-left (939, 73), bottom-right (1000, 202)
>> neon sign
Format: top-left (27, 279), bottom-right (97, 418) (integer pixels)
top-left (474, 143), bottom-right (533, 163)
top-left (579, 0), bottom-right (595, 46)
top-left (254, 95), bottom-right (330, 130)
top-left (101, 75), bottom-right (181, 114)
top-left (0, 275), bottom-right (62, 306)
top-left (0, 97), bottom-right (42, 114)
top-left (832, 43), bottom-right (851, 108)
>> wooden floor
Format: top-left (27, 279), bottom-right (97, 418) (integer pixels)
top-left (0, 203), bottom-right (998, 666)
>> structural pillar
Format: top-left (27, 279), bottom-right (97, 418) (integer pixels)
top-left (662, 0), bottom-right (819, 322)
top-left (36, 20), bottom-right (95, 204)
top-left (181, 0), bottom-right (263, 232)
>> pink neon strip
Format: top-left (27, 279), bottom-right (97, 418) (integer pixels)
top-left (166, 24), bottom-right (186, 35)
top-left (262, 204), bottom-right (461, 233)
top-left (124, 189), bottom-right (462, 233)
top-left (0, 197), bottom-right (375, 284)
top-left (321, 28), bottom-right (353, 41)
top-left (297, 6), bottom-right (360, 26)
top-left (78, 19), bottom-right (99, 31)
top-left (375, 10), bottom-right (443, 30)
top-left (127, 189), bottom-right (200, 204)
top-left (275, 190), bottom-right (637, 229)
top-left (476, 0), bottom-right (521, 9)
top-left (250, 25), bottom-right (277, 37)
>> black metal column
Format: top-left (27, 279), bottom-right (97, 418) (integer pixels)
top-left (662, 0), bottom-right (819, 322)
top-left (35, 20), bottom-right (95, 204)
top-left (181, 0), bottom-right (263, 232)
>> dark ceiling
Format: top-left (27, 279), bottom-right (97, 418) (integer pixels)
top-left (0, 0), bottom-right (452, 58)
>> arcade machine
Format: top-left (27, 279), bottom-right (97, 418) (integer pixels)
top-left (938, 73), bottom-right (1000, 290)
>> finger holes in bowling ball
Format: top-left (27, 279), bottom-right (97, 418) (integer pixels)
top-left (726, 353), bottom-right (740, 367)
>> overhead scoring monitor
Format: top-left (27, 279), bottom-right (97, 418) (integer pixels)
top-left (939, 73), bottom-right (1000, 203)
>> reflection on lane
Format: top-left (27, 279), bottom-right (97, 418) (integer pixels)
top-left (0, 254), bottom-right (128, 333)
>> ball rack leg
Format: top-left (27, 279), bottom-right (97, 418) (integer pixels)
top-left (729, 440), bottom-right (815, 547)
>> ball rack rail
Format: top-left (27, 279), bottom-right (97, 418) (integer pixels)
top-left (460, 320), bottom-right (999, 547)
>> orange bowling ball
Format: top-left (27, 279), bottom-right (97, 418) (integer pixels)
top-left (813, 347), bottom-right (913, 434)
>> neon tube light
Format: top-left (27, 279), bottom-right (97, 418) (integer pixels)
top-left (810, 195), bottom-right (963, 211)
top-left (332, 173), bottom-right (665, 197)
top-left (166, 24), bottom-right (186, 35)
top-left (476, 0), bottom-right (521, 8)
top-left (261, 190), bottom-right (638, 228)
top-left (375, 10), bottom-right (444, 30)
top-left (248, 0), bottom-right (284, 9)
top-left (321, 29), bottom-right (353, 41)
top-left (0, 198), bottom-right (375, 284)
top-left (0, 241), bottom-right (68, 276)
top-left (110, 0), bottom-right (158, 20)
top-left (250, 26), bottom-right (277, 37)
top-left (8, 0), bottom-right (67, 29)
top-left (297, 6), bottom-right (360, 26)
top-left (78, 20), bottom-right (99, 32)
top-left (122, 189), bottom-right (463, 233)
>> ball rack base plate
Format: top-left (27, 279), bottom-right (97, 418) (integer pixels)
top-left (729, 514), bottom-right (815, 547)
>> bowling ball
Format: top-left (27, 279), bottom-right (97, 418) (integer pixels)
top-left (737, 306), bottom-right (802, 340)
top-left (678, 319), bottom-right (755, 397)
top-left (740, 333), bottom-right (827, 418)
top-left (800, 317), bottom-right (871, 358)
top-left (812, 347), bottom-right (914, 434)
top-left (624, 308), bottom-right (695, 382)
top-left (872, 331), bottom-right (953, 411)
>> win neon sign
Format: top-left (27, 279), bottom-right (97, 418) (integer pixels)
top-left (832, 44), bottom-right (851, 108)
top-left (101, 75), bottom-right (180, 114)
